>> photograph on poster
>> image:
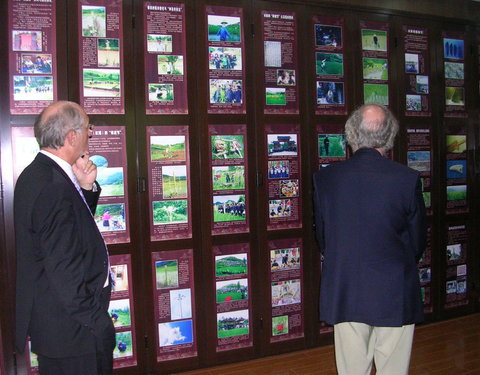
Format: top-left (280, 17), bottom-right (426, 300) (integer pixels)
top-left (158, 55), bottom-right (184, 75)
top-left (162, 165), bottom-right (187, 199)
top-left (111, 264), bottom-right (129, 292)
top-left (269, 199), bottom-right (291, 218)
top-left (363, 58), bottom-right (388, 80)
top-left (21, 54), bottom-right (52, 74)
top-left (405, 53), bottom-right (419, 73)
top-left (443, 38), bottom-right (464, 60)
top-left (267, 134), bottom-right (298, 156)
top-left (95, 166), bottom-right (124, 197)
top-left (446, 135), bottom-right (466, 153)
top-left (446, 160), bottom-right (467, 179)
top-left (279, 180), bottom-right (299, 198)
top-left (419, 267), bottom-right (431, 283)
top-left (277, 70), bottom-right (296, 86)
top-left (151, 135), bottom-right (186, 162)
top-left (420, 286), bottom-right (430, 304)
top-left (95, 203), bottom-right (126, 232)
top-left (159, 320), bottom-right (193, 347)
top-left (83, 69), bottom-right (120, 97)
top-left (318, 134), bottom-right (346, 158)
top-left (210, 79), bottom-right (243, 104)
top-left (315, 24), bottom-right (342, 48)
top-left (446, 280), bottom-right (457, 294)
top-left (97, 38), bottom-right (120, 67)
top-left (170, 288), bottom-right (192, 320)
top-left (12, 30), bottom-right (43, 52)
top-left (264, 41), bottom-right (282, 67)
top-left (364, 83), bottom-right (388, 105)
top-left (215, 254), bottom-right (248, 277)
top-left (155, 260), bottom-right (179, 289)
top-left (423, 192), bottom-right (431, 208)
top-left (113, 331), bottom-right (133, 358)
top-left (147, 34), bottom-right (173, 53)
top-left (272, 315), bottom-right (289, 336)
top-left (148, 83), bottom-right (173, 102)
top-left (457, 264), bottom-right (467, 276)
top-left (444, 62), bottom-right (464, 80)
top-left (268, 161), bottom-right (290, 179)
top-left (271, 279), bottom-right (301, 307)
top-left (361, 29), bottom-right (387, 51)
top-left (416, 76), bottom-right (429, 94)
top-left (211, 135), bottom-right (244, 159)
top-left (90, 154), bottom-right (114, 174)
top-left (407, 151), bottom-right (430, 172)
top-left (270, 247), bottom-right (300, 271)
top-left (216, 278), bottom-right (248, 303)
top-left (446, 244), bottom-right (462, 262)
top-left (82, 6), bottom-right (106, 37)
top-left (316, 53), bottom-right (343, 76)
top-left (317, 81), bottom-right (344, 104)
top-left (457, 280), bottom-right (467, 293)
top-left (108, 299), bottom-right (131, 328)
top-left (152, 200), bottom-right (188, 225)
top-left (213, 194), bottom-right (246, 222)
top-left (406, 95), bottom-right (422, 111)
top-left (208, 15), bottom-right (241, 42)
top-left (209, 47), bottom-right (242, 70)
top-left (13, 76), bottom-right (53, 101)
top-left (265, 88), bottom-right (286, 105)
top-left (445, 87), bottom-right (464, 106)
top-left (446, 185), bottom-right (467, 201)
top-left (212, 166), bottom-right (245, 191)
top-left (217, 310), bottom-right (249, 338)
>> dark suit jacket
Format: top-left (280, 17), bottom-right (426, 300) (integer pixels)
top-left (15, 152), bottom-right (112, 358)
top-left (313, 148), bottom-right (427, 327)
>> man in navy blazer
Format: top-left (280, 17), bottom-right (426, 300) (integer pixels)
top-left (313, 104), bottom-right (427, 375)
top-left (15, 101), bottom-right (115, 374)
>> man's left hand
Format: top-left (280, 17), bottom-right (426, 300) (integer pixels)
top-left (73, 152), bottom-right (98, 190)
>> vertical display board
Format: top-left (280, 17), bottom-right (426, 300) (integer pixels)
top-left (152, 249), bottom-right (197, 361)
top-left (419, 225), bottom-right (433, 313)
top-left (78, 0), bottom-right (125, 114)
top-left (262, 11), bottom-right (299, 114)
top-left (360, 20), bottom-right (390, 106)
top-left (89, 126), bottom-right (130, 244)
top-left (11, 127), bottom-right (40, 182)
top-left (442, 31), bottom-right (467, 117)
top-left (266, 124), bottom-right (302, 230)
top-left (147, 126), bottom-right (192, 241)
top-left (316, 124), bottom-right (347, 168)
top-left (213, 243), bottom-right (253, 351)
top-left (206, 5), bottom-right (246, 114)
top-left (445, 128), bottom-right (468, 214)
top-left (144, 2), bottom-right (188, 114)
top-left (8, 0), bottom-right (57, 114)
top-left (269, 238), bottom-right (304, 342)
top-left (403, 25), bottom-right (431, 116)
top-left (313, 16), bottom-right (347, 115)
top-left (210, 124), bottom-right (249, 235)
top-left (406, 126), bottom-right (433, 215)
top-left (109, 254), bottom-right (138, 368)
top-left (445, 224), bottom-right (468, 309)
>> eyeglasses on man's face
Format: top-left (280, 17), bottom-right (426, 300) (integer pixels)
top-left (87, 124), bottom-right (94, 138)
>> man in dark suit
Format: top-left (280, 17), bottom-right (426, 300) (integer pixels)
top-left (313, 104), bottom-right (427, 375)
top-left (15, 101), bottom-right (115, 374)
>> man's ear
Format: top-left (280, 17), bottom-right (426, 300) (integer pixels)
top-left (66, 129), bottom-right (77, 147)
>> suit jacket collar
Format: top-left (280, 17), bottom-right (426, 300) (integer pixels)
top-left (35, 152), bottom-right (76, 189)
top-left (353, 148), bottom-right (383, 159)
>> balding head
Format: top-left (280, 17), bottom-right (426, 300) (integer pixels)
top-left (344, 103), bottom-right (398, 153)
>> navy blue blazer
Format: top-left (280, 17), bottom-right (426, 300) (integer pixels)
top-left (14, 153), bottom-right (112, 357)
top-left (313, 148), bottom-right (427, 326)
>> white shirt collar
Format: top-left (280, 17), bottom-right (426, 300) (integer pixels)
top-left (40, 150), bottom-right (77, 185)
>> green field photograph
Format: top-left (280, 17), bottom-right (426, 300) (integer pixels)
top-left (151, 135), bottom-right (186, 162)
top-left (316, 53), bottom-right (344, 76)
top-left (215, 254), bottom-right (248, 277)
top-left (162, 165), bottom-right (187, 199)
top-left (446, 185), bottom-right (466, 201)
top-left (361, 29), bottom-right (387, 51)
top-left (155, 260), bottom-right (179, 289)
top-left (363, 83), bottom-right (388, 105)
top-left (217, 310), bottom-right (249, 338)
top-left (272, 315), bottom-right (289, 336)
top-left (423, 192), bottom-right (431, 208)
top-left (108, 298), bottom-right (131, 328)
top-left (216, 278), bottom-right (248, 303)
top-left (211, 135), bottom-right (244, 159)
top-left (318, 134), bottom-right (346, 158)
top-left (363, 57), bottom-right (388, 80)
top-left (83, 68), bottom-right (120, 97)
top-left (153, 200), bottom-right (188, 225)
top-left (213, 194), bottom-right (246, 222)
top-left (113, 331), bottom-right (133, 358)
top-left (96, 167), bottom-right (124, 197)
top-left (158, 55), bottom-right (184, 75)
top-left (266, 87), bottom-right (286, 105)
top-left (212, 166), bottom-right (245, 191)
top-left (82, 5), bottom-right (106, 37)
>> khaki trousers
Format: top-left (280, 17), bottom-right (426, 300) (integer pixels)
top-left (334, 322), bottom-right (415, 375)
